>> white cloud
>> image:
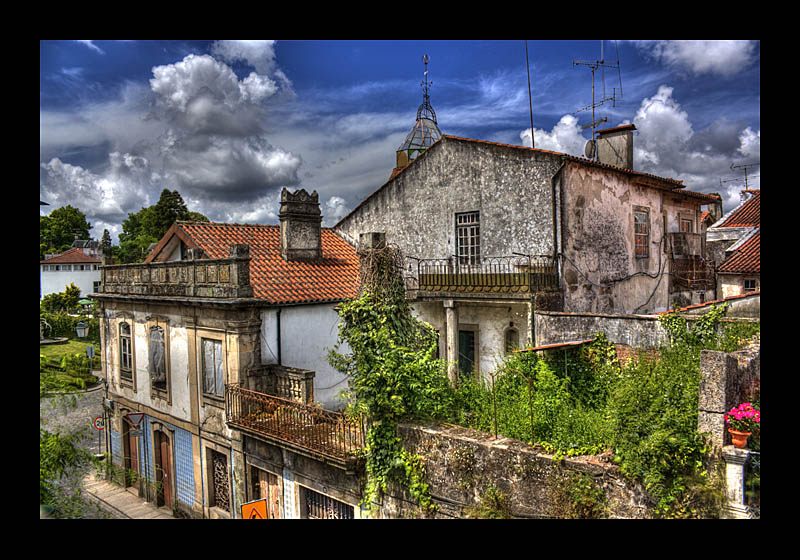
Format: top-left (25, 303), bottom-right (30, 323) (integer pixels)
top-left (520, 114), bottom-right (587, 156)
top-left (633, 85), bottom-right (693, 167)
top-left (76, 40), bottom-right (104, 55)
top-left (633, 40), bottom-right (757, 77)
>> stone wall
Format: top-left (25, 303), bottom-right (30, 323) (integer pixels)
top-left (697, 337), bottom-right (760, 450)
top-left (378, 422), bottom-right (650, 519)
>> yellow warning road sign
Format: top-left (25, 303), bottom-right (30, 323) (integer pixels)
top-left (241, 498), bottom-right (268, 519)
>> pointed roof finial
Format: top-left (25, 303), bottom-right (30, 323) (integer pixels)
top-left (418, 54), bottom-right (437, 123)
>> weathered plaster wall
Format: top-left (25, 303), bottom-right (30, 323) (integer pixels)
top-left (335, 136), bottom-right (561, 260)
top-left (560, 163), bottom-right (702, 314)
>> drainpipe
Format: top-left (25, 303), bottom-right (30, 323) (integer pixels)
top-left (276, 308), bottom-right (282, 366)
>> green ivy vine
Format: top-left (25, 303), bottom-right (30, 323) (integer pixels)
top-left (328, 245), bottom-right (451, 514)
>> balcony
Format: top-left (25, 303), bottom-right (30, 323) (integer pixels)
top-left (413, 254), bottom-right (559, 294)
top-left (225, 384), bottom-right (365, 469)
top-left (671, 255), bottom-right (716, 290)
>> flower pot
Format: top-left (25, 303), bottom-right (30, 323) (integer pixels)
top-left (728, 429), bottom-right (751, 449)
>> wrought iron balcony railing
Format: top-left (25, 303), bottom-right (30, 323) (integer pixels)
top-left (225, 384), bottom-right (365, 466)
top-left (415, 254), bottom-right (559, 293)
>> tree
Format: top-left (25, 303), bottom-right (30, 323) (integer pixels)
top-left (40, 206), bottom-right (92, 260)
top-left (100, 229), bottom-right (112, 256)
top-left (115, 189), bottom-right (208, 263)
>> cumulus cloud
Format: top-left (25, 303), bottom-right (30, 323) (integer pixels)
top-left (41, 47), bottom-right (304, 241)
top-left (520, 114), bottom-right (587, 156)
top-left (633, 40), bottom-right (757, 77)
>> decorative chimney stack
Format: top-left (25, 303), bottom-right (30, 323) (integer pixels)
top-left (279, 188), bottom-right (323, 261)
top-left (595, 124), bottom-right (636, 170)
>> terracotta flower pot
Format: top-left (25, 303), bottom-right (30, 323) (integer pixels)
top-left (728, 429), bottom-right (751, 449)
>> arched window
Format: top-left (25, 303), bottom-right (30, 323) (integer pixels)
top-left (149, 326), bottom-right (167, 390)
top-left (120, 322), bottom-right (132, 380)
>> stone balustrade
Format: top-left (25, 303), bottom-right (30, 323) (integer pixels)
top-left (99, 244), bottom-right (253, 299)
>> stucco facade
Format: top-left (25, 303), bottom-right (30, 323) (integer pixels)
top-left (335, 134), bottom-right (717, 381)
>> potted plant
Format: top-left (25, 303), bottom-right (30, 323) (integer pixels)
top-left (724, 402), bottom-right (760, 448)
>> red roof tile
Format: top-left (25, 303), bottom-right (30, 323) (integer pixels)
top-left (718, 191), bottom-right (760, 227)
top-left (41, 247), bottom-right (102, 264)
top-left (161, 222), bottom-right (359, 305)
top-left (718, 228), bottom-right (760, 274)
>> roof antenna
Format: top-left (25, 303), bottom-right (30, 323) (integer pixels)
top-left (572, 40), bottom-right (624, 158)
top-left (525, 40), bottom-right (534, 148)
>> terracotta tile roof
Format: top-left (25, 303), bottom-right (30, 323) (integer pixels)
top-left (159, 222), bottom-right (359, 305)
top-left (41, 247), bottom-right (102, 264)
top-left (718, 227), bottom-right (760, 274)
top-left (718, 190), bottom-right (760, 227)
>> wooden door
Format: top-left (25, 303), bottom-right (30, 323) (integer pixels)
top-left (124, 424), bottom-right (139, 490)
top-left (252, 466), bottom-right (281, 519)
top-left (155, 432), bottom-right (173, 509)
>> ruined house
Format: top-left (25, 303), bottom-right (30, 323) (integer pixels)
top-left (334, 119), bottom-right (721, 382)
top-left (92, 188), bottom-right (367, 518)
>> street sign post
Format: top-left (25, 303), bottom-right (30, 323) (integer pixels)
top-left (93, 416), bottom-right (105, 431)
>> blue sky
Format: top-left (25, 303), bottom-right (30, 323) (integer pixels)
top-left (40, 40), bottom-right (760, 242)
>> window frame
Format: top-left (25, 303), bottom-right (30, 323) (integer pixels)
top-left (633, 206), bottom-right (650, 259)
top-left (146, 317), bottom-right (171, 403)
top-left (200, 337), bottom-right (226, 400)
top-left (119, 321), bottom-right (133, 381)
top-left (455, 211), bottom-right (481, 266)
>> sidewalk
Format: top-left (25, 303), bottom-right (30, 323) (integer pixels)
top-left (82, 472), bottom-right (174, 519)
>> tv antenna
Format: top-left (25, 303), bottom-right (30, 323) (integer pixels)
top-left (730, 161), bottom-right (759, 190)
top-left (572, 40), bottom-right (624, 157)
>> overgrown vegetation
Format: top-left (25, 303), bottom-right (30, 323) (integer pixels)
top-left (331, 245), bottom-right (759, 518)
top-left (329, 245), bottom-right (452, 513)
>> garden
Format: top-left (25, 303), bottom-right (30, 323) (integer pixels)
top-left (329, 245), bottom-right (761, 518)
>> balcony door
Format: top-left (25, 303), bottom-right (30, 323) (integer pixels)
top-left (251, 466), bottom-right (281, 519)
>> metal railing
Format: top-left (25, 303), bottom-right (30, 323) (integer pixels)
top-left (416, 254), bottom-right (558, 293)
top-left (225, 385), bottom-right (365, 462)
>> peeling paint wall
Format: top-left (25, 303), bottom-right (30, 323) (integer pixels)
top-left (560, 163), bottom-right (705, 314)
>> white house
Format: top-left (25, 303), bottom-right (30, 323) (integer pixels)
top-left (40, 246), bottom-right (102, 299)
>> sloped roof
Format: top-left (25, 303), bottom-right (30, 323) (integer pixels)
top-left (718, 227), bottom-right (760, 274)
top-left (148, 222), bottom-right (359, 305)
top-left (717, 190), bottom-right (760, 228)
top-left (41, 247), bottom-right (102, 264)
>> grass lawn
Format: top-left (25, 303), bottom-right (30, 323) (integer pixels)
top-left (40, 339), bottom-right (101, 369)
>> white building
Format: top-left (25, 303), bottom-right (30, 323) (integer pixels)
top-left (40, 246), bottom-right (102, 299)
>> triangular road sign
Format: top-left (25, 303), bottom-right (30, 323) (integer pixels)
top-left (125, 412), bottom-right (146, 429)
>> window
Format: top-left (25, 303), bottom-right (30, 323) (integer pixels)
top-left (456, 211), bottom-right (480, 265)
top-left (680, 218), bottom-right (693, 233)
top-left (300, 486), bottom-right (355, 519)
top-left (505, 328), bottom-right (519, 354)
top-left (120, 322), bottom-right (132, 380)
top-left (744, 278), bottom-right (757, 293)
top-left (208, 449), bottom-right (230, 512)
top-left (149, 326), bottom-right (167, 391)
top-left (201, 338), bottom-right (224, 398)
top-left (634, 207), bottom-right (649, 258)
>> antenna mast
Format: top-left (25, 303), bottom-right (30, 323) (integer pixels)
top-left (572, 40), bottom-right (624, 156)
top-left (730, 161), bottom-right (760, 190)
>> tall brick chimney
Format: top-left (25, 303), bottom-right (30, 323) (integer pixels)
top-left (279, 188), bottom-right (322, 261)
top-left (595, 124), bottom-right (636, 170)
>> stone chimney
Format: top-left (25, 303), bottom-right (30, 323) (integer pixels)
top-left (595, 124), bottom-right (636, 170)
top-left (279, 188), bottom-right (323, 261)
